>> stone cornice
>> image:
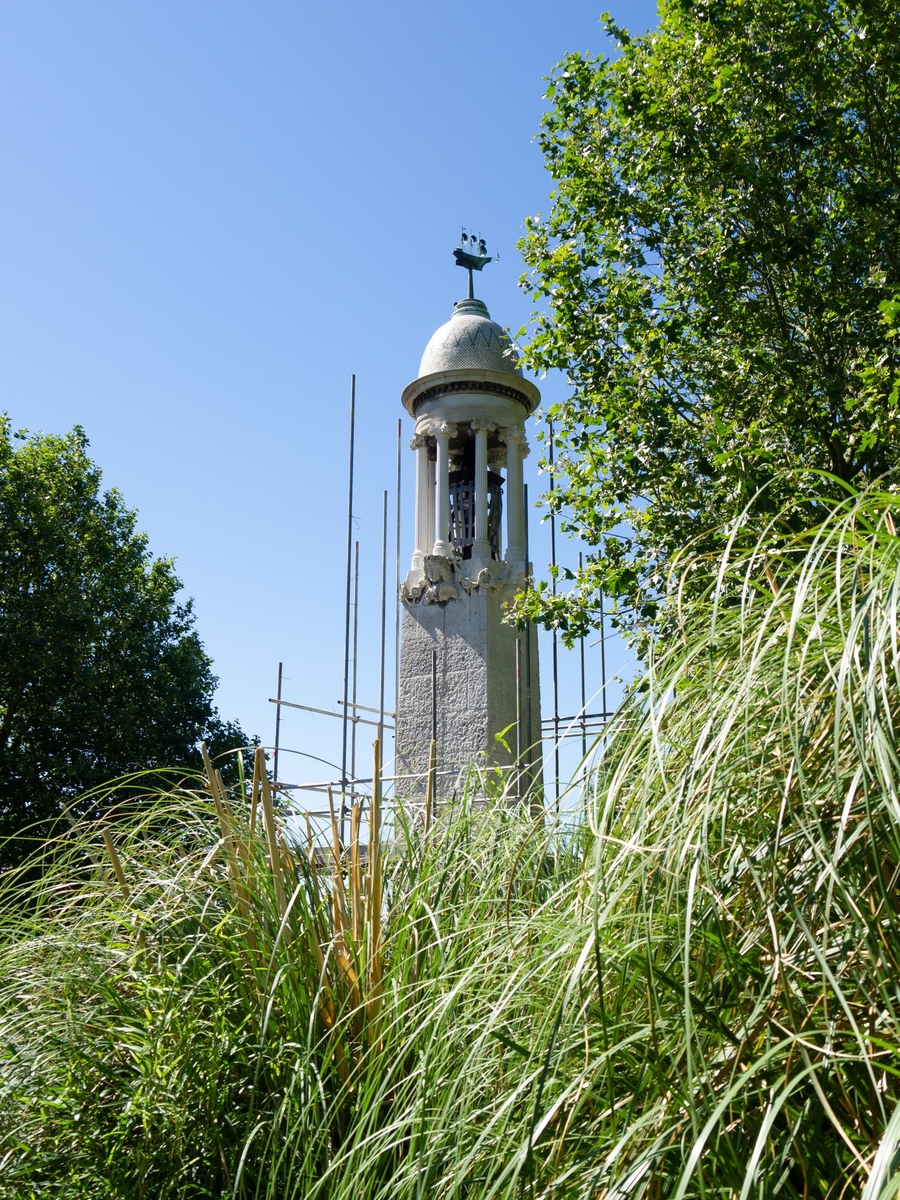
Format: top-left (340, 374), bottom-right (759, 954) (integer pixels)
top-left (411, 379), bottom-right (532, 416)
top-left (402, 367), bottom-right (540, 418)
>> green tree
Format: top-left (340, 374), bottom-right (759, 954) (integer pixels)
top-left (0, 418), bottom-right (252, 866)
top-left (518, 0), bottom-right (900, 641)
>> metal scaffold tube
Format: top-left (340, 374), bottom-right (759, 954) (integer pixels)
top-left (548, 422), bottom-right (560, 807)
top-left (340, 374), bottom-right (356, 842)
top-left (379, 490), bottom-right (388, 742)
top-left (351, 540), bottom-right (360, 785)
top-left (394, 420), bottom-right (402, 727)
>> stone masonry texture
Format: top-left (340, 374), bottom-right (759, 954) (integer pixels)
top-left (396, 587), bottom-right (541, 811)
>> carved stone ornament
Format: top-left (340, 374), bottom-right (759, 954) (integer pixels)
top-left (400, 556), bottom-right (460, 604)
top-left (470, 418), bottom-right (497, 434)
top-left (455, 561), bottom-right (529, 599)
top-left (401, 556), bottom-right (530, 605)
top-left (409, 433), bottom-right (431, 451)
top-left (499, 425), bottom-right (526, 446)
top-left (419, 555), bottom-right (459, 603)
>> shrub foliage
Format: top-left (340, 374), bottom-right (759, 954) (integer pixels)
top-left (517, 0), bottom-right (900, 638)
top-left (0, 418), bottom-right (249, 865)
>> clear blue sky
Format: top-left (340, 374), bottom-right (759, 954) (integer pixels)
top-left (0, 0), bottom-right (657, 793)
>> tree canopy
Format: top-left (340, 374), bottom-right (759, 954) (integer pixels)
top-left (0, 418), bottom-right (251, 865)
top-left (518, 0), bottom-right (900, 641)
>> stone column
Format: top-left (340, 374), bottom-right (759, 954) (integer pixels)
top-left (424, 440), bottom-right (435, 562)
top-left (432, 422), bottom-right (456, 557)
top-left (411, 433), bottom-right (433, 572)
top-left (471, 419), bottom-right (495, 561)
top-left (502, 426), bottom-right (527, 563)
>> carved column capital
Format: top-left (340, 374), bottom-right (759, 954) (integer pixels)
top-left (410, 433), bottom-right (430, 451)
top-left (437, 421), bottom-right (457, 439)
top-left (470, 418), bottom-right (497, 434)
top-left (499, 425), bottom-right (526, 446)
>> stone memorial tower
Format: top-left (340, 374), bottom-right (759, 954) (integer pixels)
top-left (396, 238), bottom-right (542, 805)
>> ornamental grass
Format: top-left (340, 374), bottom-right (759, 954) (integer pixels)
top-left (2, 489), bottom-right (900, 1197)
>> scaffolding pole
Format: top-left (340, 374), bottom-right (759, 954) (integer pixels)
top-left (579, 552), bottom-right (587, 758)
top-left (394, 419), bottom-right (402, 728)
top-left (350, 540), bottom-right (360, 784)
top-left (340, 374), bottom-right (356, 843)
top-left (273, 661), bottom-right (283, 785)
top-left (548, 422), bottom-right (560, 807)
top-left (379, 491), bottom-right (389, 742)
top-left (524, 482), bottom-right (534, 791)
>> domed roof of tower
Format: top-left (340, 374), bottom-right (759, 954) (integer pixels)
top-left (418, 298), bottom-right (522, 378)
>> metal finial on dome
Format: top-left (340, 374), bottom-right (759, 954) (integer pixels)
top-left (453, 230), bottom-right (493, 299)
